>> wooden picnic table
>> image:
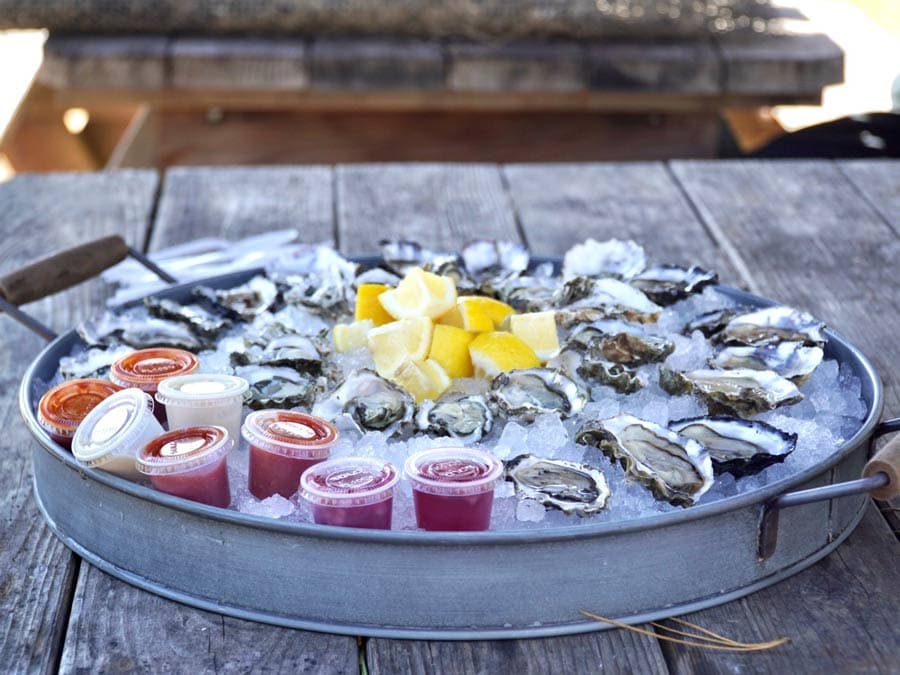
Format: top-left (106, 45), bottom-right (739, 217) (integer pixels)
top-left (1, 160), bottom-right (898, 673)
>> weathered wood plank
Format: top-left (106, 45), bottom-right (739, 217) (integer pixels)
top-left (0, 170), bottom-right (158, 674)
top-left (448, 42), bottom-right (587, 92)
top-left (171, 38), bottom-right (308, 91)
top-left (312, 38), bottom-right (443, 90)
top-left (588, 41), bottom-right (720, 94)
top-left (40, 36), bottom-right (167, 90)
top-left (344, 162), bottom-right (669, 673)
top-left (666, 159), bottom-right (900, 673)
top-left (502, 162), bottom-right (741, 283)
top-left (150, 166), bottom-right (334, 249)
top-left (336, 163), bottom-right (522, 254)
top-left (59, 165), bottom-right (360, 674)
top-left (837, 160), bottom-right (900, 237)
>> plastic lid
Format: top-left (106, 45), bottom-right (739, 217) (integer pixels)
top-left (38, 378), bottom-right (122, 438)
top-left (137, 425), bottom-right (233, 476)
top-left (242, 410), bottom-right (338, 459)
top-left (301, 457), bottom-right (399, 507)
top-left (72, 388), bottom-right (157, 466)
top-left (404, 447), bottom-right (503, 496)
top-left (156, 374), bottom-right (249, 408)
top-left (109, 348), bottom-right (199, 391)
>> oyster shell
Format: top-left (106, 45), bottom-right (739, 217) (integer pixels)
top-left (234, 365), bottom-right (316, 410)
top-left (562, 238), bottom-right (646, 280)
top-left (231, 334), bottom-right (325, 375)
top-left (718, 306), bottom-right (827, 347)
top-left (683, 307), bottom-right (749, 338)
top-left (710, 341), bottom-right (824, 385)
top-left (669, 415), bottom-right (796, 477)
top-left (313, 369), bottom-right (415, 437)
top-left (566, 323), bottom-right (674, 366)
top-left (659, 367), bottom-right (804, 418)
top-left (554, 277), bottom-right (661, 326)
top-left (629, 264), bottom-right (718, 306)
top-left (415, 395), bottom-right (493, 443)
top-left (195, 276), bottom-right (278, 320)
top-left (144, 296), bottom-right (231, 343)
top-left (505, 454), bottom-right (610, 516)
top-left (379, 239), bottom-right (433, 276)
top-left (59, 344), bottom-right (134, 380)
top-left (491, 368), bottom-right (588, 420)
top-left (576, 414), bottom-right (714, 506)
top-left (548, 346), bottom-right (644, 394)
top-left (461, 240), bottom-right (529, 279)
top-left (77, 313), bottom-right (202, 351)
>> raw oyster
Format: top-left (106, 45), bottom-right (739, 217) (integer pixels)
top-left (491, 368), bottom-right (588, 420)
top-left (461, 240), bottom-right (529, 279)
top-left (505, 454), bottom-right (610, 516)
top-left (231, 334), bottom-right (325, 375)
top-left (548, 346), bottom-right (643, 394)
top-left (144, 296), bottom-right (231, 342)
top-left (669, 415), bottom-right (797, 477)
top-left (684, 307), bottom-right (748, 338)
top-left (59, 344), bottom-right (134, 380)
top-left (566, 323), bottom-right (674, 366)
top-left (576, 414), bottom-right (714, 506)
top-left (718, 306), bottom-right (827, 347)
top-left (313, 369), bottom-right (415, 437)
top-left (562, 238), bottom-right (646, 280)
top-left (415, 395), bottom-right (493, 443)
top-left (554, 277), bottom-right (661, 326)
top-left (195, 276), bottom-right (278, 320)
top-left (77, 313), bottom-right (202, 351)
top-left (659, 367), bottom-right (803, 418)
top-left (234, 365), bottom-right (316, 410)
top-left (710, 341), bottom-right (824, 385)
top-left (243, 306), bottom-right (329, 346)
top-left (629, 264), bottom-right (718, 306)
top-left (281, 275), bottom-right (351, 317)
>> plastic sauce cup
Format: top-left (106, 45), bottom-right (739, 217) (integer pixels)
top-left (110, 348), bottom-right (199, 423)
top-left (71, 388), bottom-right (163, 480)
top-left (301, 457), bottom-right (399, 530)
top-left (242, 410), bottom-right (338, 500)
top-left (156, 374), bottom-right (249, 441)
top-left (137, 425), bottom-right (233, 507)
top-left (38, 378), bottom-right (122, 450)
top-left (404, 448), bottom-right (504, 532)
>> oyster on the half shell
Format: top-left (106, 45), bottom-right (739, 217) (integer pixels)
top-left (505, 454), bottom-right (611, 516)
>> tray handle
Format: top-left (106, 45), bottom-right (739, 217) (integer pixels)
top-left (0, 235), bottom-right (177, 340)
top-left (865, 418), bottom-right (900, 501)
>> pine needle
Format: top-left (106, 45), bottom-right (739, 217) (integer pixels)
top-left (580, 611), bottom-right (789, 652)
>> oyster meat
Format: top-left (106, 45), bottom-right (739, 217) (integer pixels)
top-left (554, 277), bottom-right (661, 326)
top-left (562, 238), bottom-right (646, 280)
top-left (566, 323), bottom-right (674, 366)
top-left (669, 415), bottom-right (796, 477)
top-left (77, 313), bottom-right (202, 351)
top-left (195, 276), bottom-right (279, 320)
top-left (576, 414), bottom-right (714, 506)
top-left (491, 368), bottom-right (588, 420)
top-left (629, 264), bottom-right (718, 306)
top-left (718, 306), bottom-right (827, 347)
top-left (710, 341), bottom-right (824, 385)
top-left (660, 367), bottom-right (804, 417)
top-left (313, 369), bottom-right (415, 437)
top-left (505, 454), bottom-right (610, 516)
top-left (683, 307), bottom-right (749, 338)
top-left (416, 395), bottom-right (493, 443)
top-left (59, 344), bottom-right (134, 380)
top-left (231, 334), bottom-right (325, 375)
top-left (234, 365), bottom-right (316, 410)
top-left (144, 296), bottom-right (231, 343)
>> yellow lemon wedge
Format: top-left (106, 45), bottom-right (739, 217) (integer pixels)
top-left (468, 331), bottom-right (541, 378)
top-left (508, 310), bottom-right (560, 362)
top-left (333, 319), bottom-right (374, 352)
top-left (378, 268), bottom-right (457, 320)
top-left (366, 317), bottom-right (434, 377)
top-left (428, 324), bottom-right (475, 378)
top-left (355, 284), bottom-right (395, 326)
top-left (438, 299), bottom-right (494, 333)
top-left (457, 295), bottom-right (514, 328)
top-left (389, 358), bottom-right (451, 403)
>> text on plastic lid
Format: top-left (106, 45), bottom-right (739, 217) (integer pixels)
top-left (91, 403), bottom-right (131, 444)
top-left (271, 420), bottom-right (318, 440)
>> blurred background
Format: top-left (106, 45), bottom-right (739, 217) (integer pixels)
top-left (0, 0), bottom-right (898, 181)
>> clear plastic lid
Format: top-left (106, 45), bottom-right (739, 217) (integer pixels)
top-left (137, 425), bottom-right (233, 476)
top-left (301, 457), bottom-right (399, 507)
top-left (109, 348), bottom-right (199, 391)
top-left (72, 388), bottom-right (157, 465)
top-left (404, 447), bottom-right (504, 497)
top-left (241, 410), bottom-right (338, 459)
top-left (38, 378), bottom-right (122, 438)
top-left (155, 374), bottom-right (249, 408)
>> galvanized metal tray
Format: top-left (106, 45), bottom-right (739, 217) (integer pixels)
top-left (19, 264), bottom-right (894, 640)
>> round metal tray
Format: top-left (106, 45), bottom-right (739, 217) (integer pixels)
top-left (21, 268), bottom-right (884, 639)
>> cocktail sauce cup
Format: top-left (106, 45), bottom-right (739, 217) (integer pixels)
top-left (110, 348), bottom-right (199, 424)
top-left (301, 457), bottom-right (399, 530)
top-left (38, 378), bottom-right (122, 450)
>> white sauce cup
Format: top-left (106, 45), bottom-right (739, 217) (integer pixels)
top-left (156, 374), bottom-right (249, 441)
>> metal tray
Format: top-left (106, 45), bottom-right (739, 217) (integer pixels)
top-left (19, 266), bottom-right (889, 639)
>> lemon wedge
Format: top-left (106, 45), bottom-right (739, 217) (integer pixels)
top-left (379, 268), bottom-right (457, 320)
top-left (429, 324), bottom-right (475, 378)
top-left (355, 284), bottom-right (395, 326)
top-left (457, 295), bottom-right (514, 328)
top-left (508, 310), bottom-right (560, 362)
top-left (390, 358), bottom-right (451, 403)
top-left (366, 317), bottom-right (434, 377)
top-left (469, 331), bottom-right (541, 378)
top-left (333, 319), bottom-right (374, 352)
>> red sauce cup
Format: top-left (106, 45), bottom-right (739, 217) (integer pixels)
top-left (404, 448), bottom-right (504, 532)
top-left (241, 410), bottom-right (338, 500)
top-left (301, 457), bottom-right (399, 530)
top-left (137, 425), bottom-right (233, 508)
top-left (38, 378), bottom-right (122, 450)
top-left (110, 348), bottom-right (199, 424)
top-left (72, 388), bottom-right (163, 480)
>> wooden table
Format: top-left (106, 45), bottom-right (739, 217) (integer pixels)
top-left (1, 160), bottom-right (898, 673)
